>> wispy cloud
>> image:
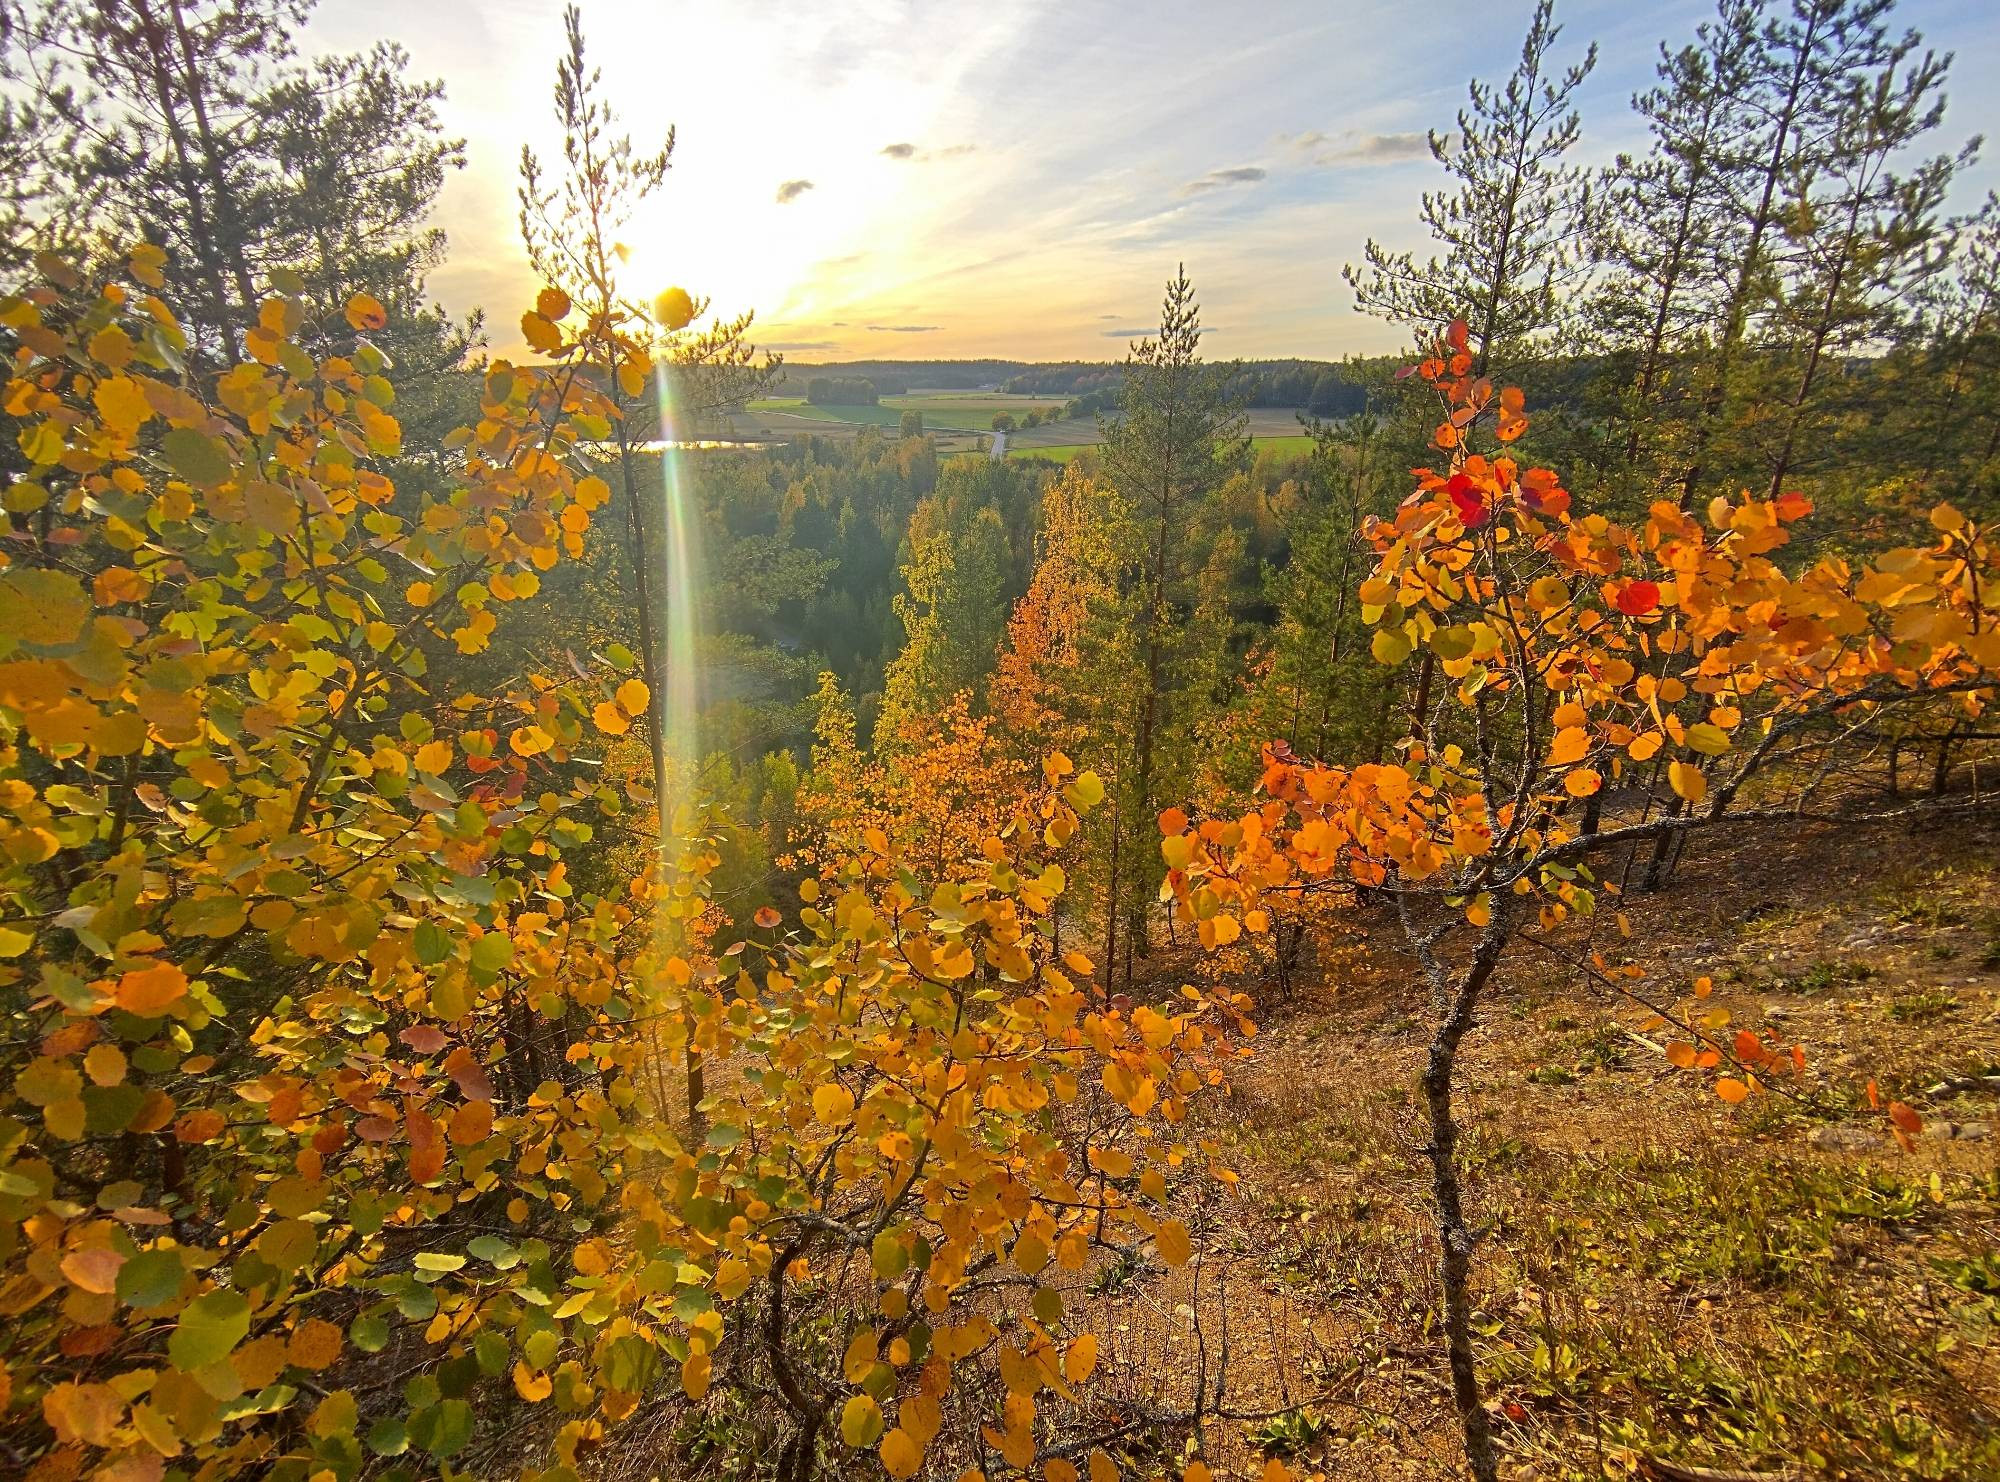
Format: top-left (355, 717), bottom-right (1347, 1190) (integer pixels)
top-left (1285, 129), bottom-right (1432, 165)
top-left (1100, 326), bottom-right (1154, 337)
top-left (881, 141), bottom-right (977, 162)
top-left (775, 179), bottom-right (816, 204)
top-left (867, 323), bottom-right (940, 333)
top-left (763, 339), bottom-right (841, 351)
top-left (1181, 165), bottom-right (1267, 196)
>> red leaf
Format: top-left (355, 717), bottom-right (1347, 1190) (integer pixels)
top-left (399, 1026), bottom-right (449, 1054)
top-left (754, 906), bottom-right (782, 930)
top-left (1616, 580), bottom-right (1661, 616)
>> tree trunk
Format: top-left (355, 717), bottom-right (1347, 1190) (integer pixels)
top-left (1417, 918), bottom-right (1512, 1482)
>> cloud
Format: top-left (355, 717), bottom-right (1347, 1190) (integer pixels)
top-left (1181, 165), bottom-right (1267, 195)
top-left (880, 141), bottom-right (976, 162)
top-left (763, 340), bottom-right (841, 351)
top-left (1100, 326), bottom-right (1155, 337)
top-left (775, 179), bottom-right (815, 204)
top-left (867, 324), bottom-right (939, 333)
top-left (1288, 129), bottom-right (1432, 165)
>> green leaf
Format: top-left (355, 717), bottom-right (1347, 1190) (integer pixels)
top-left (425, 1398), bottom-right (474, 1458)
top-left (366, 1417), bottom-right (409, 1457)
top-left (467, 1235), bottom-right (517, 1267)
top-left (473, 1329), bottom-right (509, 1377)
top-left (469, 933), bottom-right (514, 977)
top-left (414, 1251), bottom-right (465, 1273)
top-left (168, 1288), bottom-right (252, 1370)
top-left (349, 1307), bottom-right (391, 1353)
top-left (162, 426), bottom-right (233, 487)
top-left (413, 922), bottom-right (452, 966)
top-left (117, 1248), bottom-right (187, 1311)
top-left (1068, 771), bottom-right (1105, 809)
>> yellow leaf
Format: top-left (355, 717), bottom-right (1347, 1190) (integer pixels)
top-left (616, 677), bottom-right (651, 717)
top-left (1063, 1333), bottom-right (1098, 1385)
top-left (880, 1428), bottom-right (923, 1479)
top-left (681, 1350), bottom-right (711, 1401)
top-left (1668, 760), bottom-right (1707, 804)
top-left (594, 701), bottom-right (631, 735)
top-left (521, 310), bottom-right (564, 356)
top-left (537, 287), bottom-right (571, 321)
top-left (510, 725), bottom-right (553, 757)
top-left (842, 1329), bottom-right (878, 1383)
top-left (1157, 1220), bottom-right (1191, 1267)
top-left (1089, 1450), bottom-right (1118, 1482)
top-left (841, 1394), bottom-right (884, 1448)
top-left (515, 1362), bottom-right (553, 1402)
top-left (813, 1083), bottom-right (855, 1125)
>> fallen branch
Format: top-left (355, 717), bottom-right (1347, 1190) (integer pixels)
top-left (1639, 1458), bottom-right (1799, 1482)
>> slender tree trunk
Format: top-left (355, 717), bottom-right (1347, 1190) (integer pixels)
top-left (1680, 21), bottom-right (1819, 506)
top-left (161, 0), bottom-right (257, 313)
top-left (1765, 206), bottom-right (1861, 499)
top-left (1417, 915), bottom-right (1512, 1482)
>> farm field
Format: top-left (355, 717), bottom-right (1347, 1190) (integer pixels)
top-left (745, 390), bottom-right (1069, 432)
top-left (736, 394), bottom-right (1322, 462)
top-left (1008, 432), bottom-right (1320, 462)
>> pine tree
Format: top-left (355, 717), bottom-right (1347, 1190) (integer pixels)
top-left (1099, 266), bottom-right (1246, 983)
top-left (1676, 0), bottom-right (1926, 502)
top-left (1752, 37), bottom-right (1967, 497)
top-left (22, 0), bottom-right (467, 368)
top-left (1588, 6), bottom-right (1757, 482)
top-left (876, 501), bottom-right (1010, 744)
top-left (1344, 0), bottom-right (1596, 370)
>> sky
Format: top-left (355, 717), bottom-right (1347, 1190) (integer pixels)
top-left (311, 0), bottom-right (2000, 364)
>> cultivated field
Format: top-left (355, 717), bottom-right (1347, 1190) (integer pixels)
top-left (728, 391), bottom-right (1324, 463)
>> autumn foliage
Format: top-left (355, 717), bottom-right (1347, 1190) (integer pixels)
top-left (1165, 316), bottom-right (1998, 1103)
top-left (0, 252), bottom-right (1254, 1482)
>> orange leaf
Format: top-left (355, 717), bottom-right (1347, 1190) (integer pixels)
top-left (1548, 726), bottom-right (1591, 766)
top-left (1564, 767), bottom-right (1602, 798)
top-left (1887, 1101), bottom-right (1922, 1135)
top-left (344, 292), bottom-right (387, 331)
top-left (1714, 1077), bottom-right (1751, 1104)
top-left (116, 961), bottom-right (188, 1015)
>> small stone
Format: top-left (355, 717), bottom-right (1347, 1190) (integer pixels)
top-left (1808, 1125), bottom-right (1883, 1151)
top-left (1957, 1121), bottom-right (1991, 1141)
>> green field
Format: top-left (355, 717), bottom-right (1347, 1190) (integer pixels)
top-left (748, 391), bottom-right (1068, 433)
top-left (1007, 433), bottom-right (1318, 463)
